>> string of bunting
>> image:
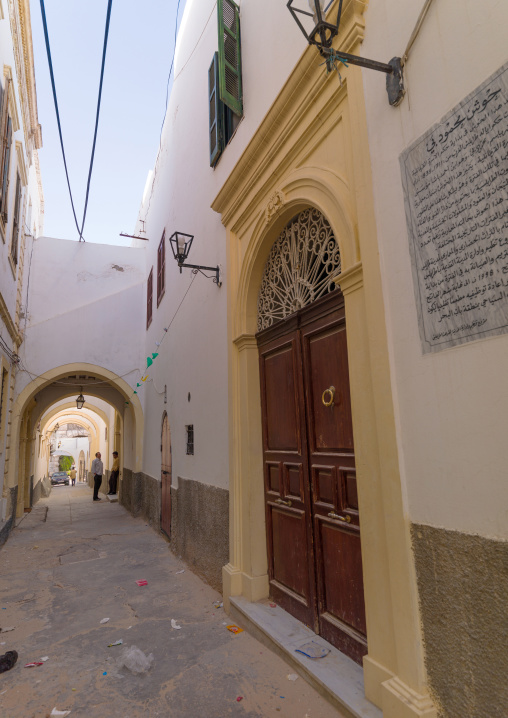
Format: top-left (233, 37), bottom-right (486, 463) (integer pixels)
top-left (125, 273), bottom-right (197, 406)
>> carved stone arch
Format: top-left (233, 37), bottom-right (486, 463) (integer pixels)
top-left (257, 207), bottom-right (341, 331)
top-left (235, 168), bottom-right (357, 339)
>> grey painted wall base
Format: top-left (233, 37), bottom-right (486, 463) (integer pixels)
top-left (170, 477), bottom-right (229, 592)
top-left (411, 523), bottom-right (508, 718)
top-left (120, 468), bottom-right (160, 530)
top-left (0, 486), bottom-right (18, 546)
top-left (32, 476), bottom-right (51, 505)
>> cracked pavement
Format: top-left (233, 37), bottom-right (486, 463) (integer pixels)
top-left (0, 485), bottom-right (344, 717)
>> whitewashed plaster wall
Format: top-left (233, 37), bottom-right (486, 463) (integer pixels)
top-left (0, 6), bottom-right (44, 324)
top-left (133, 0), bottom-right (310, 488)
top-left (17, 236), bottom-right (146, 400)
top-left (361, 0), bottom-right (508, 539)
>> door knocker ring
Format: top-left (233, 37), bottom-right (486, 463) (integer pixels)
top-left (322, 386), bottom-right (335, 407)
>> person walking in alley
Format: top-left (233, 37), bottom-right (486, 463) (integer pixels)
top-left (108, 451), bottom-right (119, 495)
top-left (91, 452), bottom-right (103, 501)
top-left (70, 467), bottom-right (77, 486)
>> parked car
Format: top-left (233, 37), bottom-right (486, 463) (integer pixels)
top-left (51, 471), bottom-right (69, 486)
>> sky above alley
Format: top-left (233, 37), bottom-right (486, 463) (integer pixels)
top-left (31, 0), bottom-right (186, 246)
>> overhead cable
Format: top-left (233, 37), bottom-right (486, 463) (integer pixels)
top-left (79, 0), bottom-right (114, 241)
top-left (39, 0), bottom-right (114, 241)
top-left (39, 0), bottom-right (82, 239)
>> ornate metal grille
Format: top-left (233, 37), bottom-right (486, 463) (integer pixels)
top-left (257, 208), bottom-right (341, 331)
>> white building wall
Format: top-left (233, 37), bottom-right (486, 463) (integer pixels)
top-left (361, 0), bottom-right (508, 540)
top-left (0, 0), bottom-right (44, 525)
top-left (17, 237), bottom-right (146, 401)
top-left (133, 0), bottom-right (307, 490)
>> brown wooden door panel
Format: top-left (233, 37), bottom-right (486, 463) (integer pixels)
top-left (316, 518), bottom-right (367, 632)
top-left (264, 347), bottom-right (300, 451)
top-left (271, 504), bottom-right (311, 599)
top-left (161, 415), bottom-right (172, 538)
top-left (301, 299), bottom-right (367, 664)
top-left (258, 329), bottom-right (317, 629)
top-left (305, 326), bottom-right (354, 454)
top-left (258, 291), bottom-right (366, 663)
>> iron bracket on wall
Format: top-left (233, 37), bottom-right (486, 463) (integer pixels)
top-left (178, 262), bottom-right (222, 287)
top-left (322, 48), bottom-right (405, 106)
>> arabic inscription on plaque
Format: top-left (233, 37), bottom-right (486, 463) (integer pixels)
top-left (400, 63), bottom-right (508, 353)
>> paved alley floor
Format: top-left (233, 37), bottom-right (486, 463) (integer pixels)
top-left (0, 485), bottom-right (345, 718)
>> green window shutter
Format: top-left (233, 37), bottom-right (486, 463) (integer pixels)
top-left (218, 0), bottom-right (242, 116)
top-left (209, 53), bottom-right (224, 167)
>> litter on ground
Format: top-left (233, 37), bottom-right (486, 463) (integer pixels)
top-left (108, 640), bottom-right (123, 647)
top-left (135, 579), bottom-right (148, 587)
top-left (100, 618), bottom-right (110, 624)
top-left (171, 619), bottom-right (181, 630)
top-left (287, 673), bottom-right (298, 681)
top-left (118, 645), bottom-right (154, 674)
top-left (175, 569), bottom-right (185, 574)
top-left (295, 640), bottom-right (330, 659)
top-left (226, 625), bottom-right (243, 634)
top-left (0, 650), bottom-right (18, 673)
top-left (24, 662), bottom-right (44, 668)
top-left (50, 709), bottom-right (71, 717)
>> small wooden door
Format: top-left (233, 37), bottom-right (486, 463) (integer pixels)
top-left (161, 414), bottom-right (172, 538)
top-left (258, 292), bottom-right (367, 664)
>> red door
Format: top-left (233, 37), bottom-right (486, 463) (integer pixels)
top-left (161, 413), bottom-right (172, 538)
top-left (258, 291), bottom-right (367, 664)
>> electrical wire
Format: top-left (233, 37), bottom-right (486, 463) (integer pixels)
top-left (78, 0), bottom-right (114, 241)
top-left (161, 0), bottom-right (183, 145)
top-left (39, 0), bottom-right (82, 239)
top-left (39, 0), bottom-right (114, 242)
top-left (143, 0), bottom-right (184, 222)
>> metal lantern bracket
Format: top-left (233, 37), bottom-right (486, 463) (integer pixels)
top-left (168, 231), bottom-right (222, 287)
top-left (287, 0), bottom-right (405, 106)
top-left (181, 262), bottom-right (222, 287)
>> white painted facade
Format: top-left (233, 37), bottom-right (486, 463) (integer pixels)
top-left (361, 0), bottom-right (508, 540)
top-left (132, 0), bottom-right (307, 491)
top-left (0, 0), bottom-right (44, 520)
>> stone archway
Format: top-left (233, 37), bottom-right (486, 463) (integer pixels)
top-left (5, 363), bottom-right (143, 519)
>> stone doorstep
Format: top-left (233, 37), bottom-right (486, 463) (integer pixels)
top-left (229, 596), bottom-right (382, 718)
top-left (106, 494), bottom-right (119, 503)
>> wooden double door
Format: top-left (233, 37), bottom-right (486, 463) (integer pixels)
top-left (161, 413), bottom-right (172, 538)
top-left (257, 291), bottom-right (367, 664)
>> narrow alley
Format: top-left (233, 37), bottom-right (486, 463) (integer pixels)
top-left (0, 484), bottom-right (345, 718)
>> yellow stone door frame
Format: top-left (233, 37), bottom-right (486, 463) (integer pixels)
top-left (212, 3), bottom-right (437, 715)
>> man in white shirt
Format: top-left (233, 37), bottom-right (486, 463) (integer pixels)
top-left (91, 452), bottom-right (104, 501)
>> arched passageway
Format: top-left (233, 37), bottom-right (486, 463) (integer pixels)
top-left (4, 363), bottom-right (143, 520)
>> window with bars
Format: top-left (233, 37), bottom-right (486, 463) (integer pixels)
top-left (186, 425), bottom-right (194, 455)
top-left (209, 0), bottom-right (242, 167)
top-left (10, 172), bottom-right (21, 265)
top-left (147, 267), bottom-right (153, 328)
top-left (157, 232), bottom-right (165, 306)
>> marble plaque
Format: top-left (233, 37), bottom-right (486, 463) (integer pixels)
top-left (400, 62), bottom-right (508, 353)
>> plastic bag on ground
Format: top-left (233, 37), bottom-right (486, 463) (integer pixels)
top-left (118, 645), bottom-right (154, 674)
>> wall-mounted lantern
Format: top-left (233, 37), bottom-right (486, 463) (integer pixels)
top-left (76, 389), bottom-right (85, 410)
top-left (287, 0), bottom-right (404, 106)
top-left (168, 232), bottom-right (222, 287)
